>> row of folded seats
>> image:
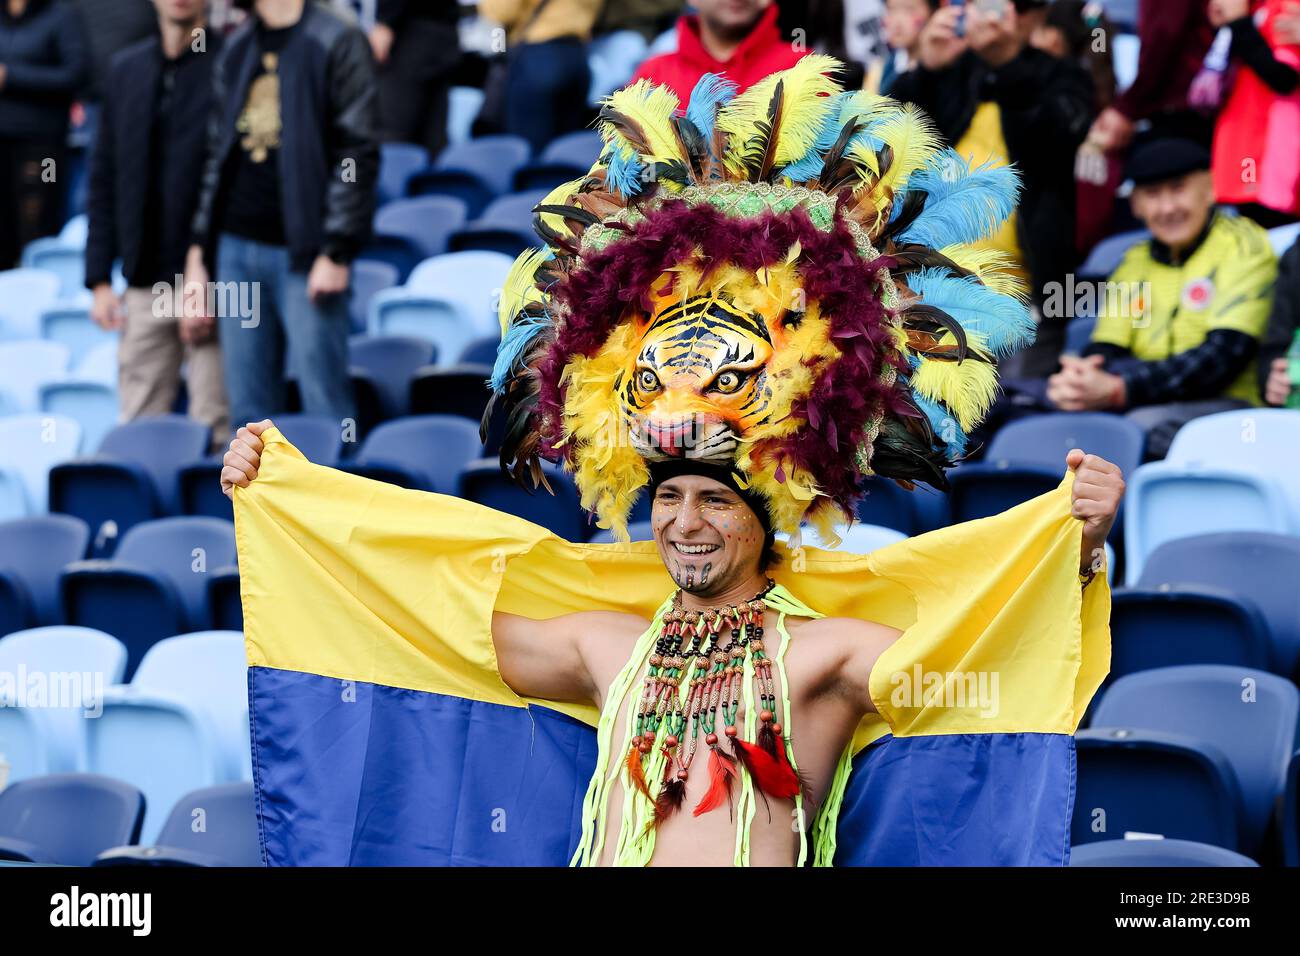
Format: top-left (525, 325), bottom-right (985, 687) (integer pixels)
top-left (0, 626), bottom-right (255, 864)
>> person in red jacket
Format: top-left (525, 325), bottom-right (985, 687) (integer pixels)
top-left (629, 0), bottom-right (807, 105)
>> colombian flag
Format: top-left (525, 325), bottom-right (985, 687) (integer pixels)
top-left (234, 428), bottom-right (1110, 865)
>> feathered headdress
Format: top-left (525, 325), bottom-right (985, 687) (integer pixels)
top-left (486, 56), bottom-right (1032, 543)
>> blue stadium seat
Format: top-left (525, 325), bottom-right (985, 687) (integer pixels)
top-left (86, 630), bottom-right (249, 841)
top-left (422, 134), bottom-right (531, 201)
top-left (49, 414), bottom-right (211, 552)
top-left (95, 782), bottom-right (260, 867)
top-left (0, 413), bottom-right (82, 518)
top-left (407, 167), bottom-right (497, 217)
top-left (348, 335), bottom-right (437, 420)
top-left (0, 773), bottom-right (145, 865)
top-left (514, 129), bottom-right (603, 191)
top-left (367, 288), bottom-right (483, 361)
top-left (358, 233), bottom-right (424, 283)
top-left (208, 567), bottom-right (242, 632)
top-left (408, 363), bottom-right (492, 421)
top-left (1108, 587), bottom-right (1273, 681)
top-left (808, 523), bottom-right (907, 553)
top-left (0, 514), bottom-right (89, 631)
top-left (0, 339), bottom-right (70, 412)
top-left (373, 195), bottom-right (468, 260)
top-left (74, 339), bottom-right (118, 386)
top-left (448, 189), bottom-right (550, 257)
top-left (853, 476), bottom-right (921, 535)
top-left (41, 305), bottom-right (116, 366)
top-left (1136, 532), bottom-right (1300, 679)
top-left (446, 86), bottom-right (484, 145)
top-left (586, 30), bottom-right (648, 104)
top-left (1090, 664), bottom-right (1300, 855)
top-left (1070, 839), bottom-right (1258, 867)
top-left (406, 249), bottom-right (514, 336)
top-left (460, 458), bottom-right (590, 540)
top-left (1125, 409), bottom-right (1300, 582)
top-left (20, 239), bottom-right (84, 296)
top-left (1077, 227), bottom-right (1149, 279)
top-left (460, 335), bottom-right (502, 366)
top-left (60, 517), bottom-right (236, 676)
top-left (0, 268), bottom-right (61, 340)
top-left (948, 413), bottom-right (1145, 524)
top-left (377, 141), bottom-right (429, 205)
top-left (342, 415), bottom-right (482, 494)
top-left (587, 520), bottom-right (655, 543)
top-left (1073, 728), bottom-right (1244, 851)
top-left (0, 626), bottom-right (125, 781)
top-left (348, 259), bottom-right (399, 334)
top-left (40, 381), bottom-right (118, 453)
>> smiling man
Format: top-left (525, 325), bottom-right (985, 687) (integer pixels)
top-left (222, 59), bottom-right (1121, 867)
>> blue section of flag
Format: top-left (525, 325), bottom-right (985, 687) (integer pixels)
top-left (833, 732), bottom-right (1077, 866)
top-left (249, 668), bottom-right (1077, 866)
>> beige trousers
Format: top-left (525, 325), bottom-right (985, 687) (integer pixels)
top-left (120, 287), bottom-right (230, 453)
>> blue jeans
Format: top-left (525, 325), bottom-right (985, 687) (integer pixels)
top-left (216, 234), bottom-right (354, 437)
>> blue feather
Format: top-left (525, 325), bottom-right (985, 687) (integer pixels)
top-left (684, 73), bottom-right (737, 144)
top-left (908, 267), bottom-right (1035, 356)
top-left (603, 146), bottom-right (646, 199)
top-left (776, 92), bottom-right (887, 183)
top-left (910, 390), bottom-right (968, 459)
top-left (490, 309), bottom-right (552, 392)
top-left (896, 150), bottom-right (1021, 248)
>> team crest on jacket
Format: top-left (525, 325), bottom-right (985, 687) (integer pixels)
top-left (1182, 277), bottom-right (1215, 311)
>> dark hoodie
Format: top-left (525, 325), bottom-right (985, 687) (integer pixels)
top-left (0, 0), bottom-right (88, 138)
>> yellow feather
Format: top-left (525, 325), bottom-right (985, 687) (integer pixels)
top-left (940, 244), bottom-right (1030, 301)
top-left (857, 102), bottom-right (941, 197)
top-left (910, 332), bottom-right (998, 432)
top-left (498, 246), bottom-right (550, 336)
top-left (718, 54), bottom-right (843, 177)
top-left (598, 79), bottom-right (687, 169)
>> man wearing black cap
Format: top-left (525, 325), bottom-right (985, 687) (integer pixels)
top-left (1047, 137), bottom-right (1278, 458)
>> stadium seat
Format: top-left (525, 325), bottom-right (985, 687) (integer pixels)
top-left (947, 413), bottom-right (1145, 524)
top-left (377, 141), bottom-right (429, 205)
top-left (406, 249), bottom-right (514, 334)
top-left (407, 167), bottom-right (497, 218)
top-left (367, 288), bottom-right (483, 360)
top-left (460, 335), bottom-right (502, 365)
top-left (0, 773), bottom-right (145, 865)
top-left (0, 267), bottom-right (61, 340)
top-left (1090, 664), bottom-right (1300, 855)
top-left (59, 213), bottom-right (88, 247)
top-left (208, 567), bottom-right (242, 632)
top-left (1070, 839), bottom-right (1258, 867)
top-left (74, 339), bottom-right (118, 386)
top-left (0, 339), bottom-right (70, 412)
top-left (1073, 728), bottom-right (1244, 850)
top-left (95, 782), bottom-right (260, 866)
top-left (60, 517), bottom-right (237, 676)
top-left (852, 476), bottom-right (921, 535)
top-left (806, 523), bottom-right (907, 553)
top-left (408, 363), bottom-right (492, 421)
top-left (1077, 227), bottom-right (1149, 279)
top-left (460, 458), bottom-right (590, 540)
top-left (40, 381), bottom-right (119, 452)
top-left (1136, 532), bottom-right (1300, 679)
top-left (348, 335), bottom-right (437, 420)
top-left (20, 239), bottom-right (85, 297)
top-left (0, 514), bottom-right (90, 630)
top-left (86, 630), bottom-right (250, 841)
top-left (411, 134), bottom-right (531, 213)
top-left (586, 30), bottom-right (649, 104)
top-left (373, 195), bottom-right (468, 260)
top-left (1108, 587), bottom-right (1273, 681)
top-left (348, 259), bottom-right (399, 334)
top-left (1124, 409), bottom-right (1300, 582)
top-left (514, 129), bottom-right (603, 191)
top-left (49, 414), bottom-right (211, 552)
top-left (41, 305), bottom-right (116, 366)
top-left (448, 189), bottom-right (550, 256)
top-left (342, 415), bottom-right (482, 494)
top-left (0, 626), bottom-right (126, 781)
top-left (357, 233), bottom-right (425, 283)
top-left (0, 413), bottom-right (82, 517)
top-left (446, 86), bottom-right (484, 145)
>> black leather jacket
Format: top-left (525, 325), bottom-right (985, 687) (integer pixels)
top-left (191, 2), bottom-right (379, 270)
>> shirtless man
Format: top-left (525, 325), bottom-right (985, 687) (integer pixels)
top-left (222, 418), bottom-right (1125, 867)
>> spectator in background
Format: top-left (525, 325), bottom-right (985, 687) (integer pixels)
top-left (876, 0), bottom-right (937, 93)
top-left (629, 0), bottom-right (806, 103)
top-left (1259, 235), bottom-right (1300, 406)
top-left (86, 0), bottom-right (228, 449)
top-left (890, 0), bottom-right (1093, 376)
top-left (1087, 0), bottom-right (1215, 152)
top-left (1208, 0), bottom-right (1300, 228)
top-left (0, 0), bottom-right (88, 269)
top-left (1031, 0), bottom-right (1116, 109)
top-left (370, 1), bottom-right (461, 159)
top-left (184, 0), bottom-right (378, 437)
top-left (595, 0), bottom-right (684, 42)
top-left (1050, 139), bottom-right (1277, 458)
top-left (479, 0), bottom-right (601, 154)
top-left (69, 0), bottom-right (157, 102)
top-left (778, 0), bottom-right (867, 88)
